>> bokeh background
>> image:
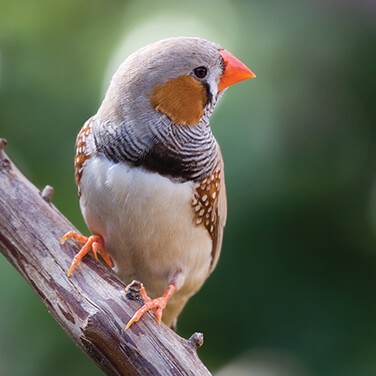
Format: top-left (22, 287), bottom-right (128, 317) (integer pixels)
top-left (0, 0), bottom-right (375, 375)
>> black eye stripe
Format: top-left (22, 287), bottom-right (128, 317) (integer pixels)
top-left (203, 82), bottom-right (213, 105)
top-left (193, 66), bottom-right (207, 79)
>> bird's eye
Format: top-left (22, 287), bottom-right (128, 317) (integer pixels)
top-left (193, 66), bottom-right (207, 79)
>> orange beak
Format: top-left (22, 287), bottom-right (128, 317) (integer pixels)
top-left (218, 49), bottom-right (256, 91)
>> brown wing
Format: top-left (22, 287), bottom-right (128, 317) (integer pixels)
top-left (192, 145), bottom-right (227, 274)
top-left (75, 117), bottom-right (93, 195)
top-left (209, 154), bottom-right (227, 274)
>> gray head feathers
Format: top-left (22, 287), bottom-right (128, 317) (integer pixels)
top-left (97, 37), bottom-right (224, 126)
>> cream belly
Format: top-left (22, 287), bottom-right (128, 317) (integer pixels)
top-left (79, 156), bottom-right (212, 325)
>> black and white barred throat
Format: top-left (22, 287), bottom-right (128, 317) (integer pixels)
top-left (91, 114), bottom-right (219, 183)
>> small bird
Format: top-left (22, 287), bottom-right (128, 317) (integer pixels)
top-left (62, 37), bottom-right (255, 329)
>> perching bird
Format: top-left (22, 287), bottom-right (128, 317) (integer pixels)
top-left (62, 37), bottom-right (255, 329)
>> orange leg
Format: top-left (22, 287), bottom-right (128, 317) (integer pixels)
top-left (125, 283), bottom-right (177, 330)
top-left (61, 231), bottom-right (113, 277)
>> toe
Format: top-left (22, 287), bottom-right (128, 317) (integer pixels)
top-left (61, 231), bottom-right (88, 245)
top-left (63, 233), bottom-right (112, 276)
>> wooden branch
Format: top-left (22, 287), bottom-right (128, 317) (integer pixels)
top-left (0, 138), bottom-right (211, 376)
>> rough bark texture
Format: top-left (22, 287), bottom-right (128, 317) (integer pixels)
top-left (0, 139), bottom-right (211, 376)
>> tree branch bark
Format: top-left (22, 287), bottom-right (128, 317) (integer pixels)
top-left (0, 138), bottom-right (211, 376)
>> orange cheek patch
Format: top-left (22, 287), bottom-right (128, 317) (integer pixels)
top-left (150, 75), bottom-right (207, 126)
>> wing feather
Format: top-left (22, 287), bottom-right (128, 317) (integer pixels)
top-left (209, 147), bottom-right (227, 273)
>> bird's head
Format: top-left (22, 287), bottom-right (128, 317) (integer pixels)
top-left (97, 37), bottom-right (255, 127)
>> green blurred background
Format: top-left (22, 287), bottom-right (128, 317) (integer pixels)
top-left (0, 0), bottom-right (375, 375)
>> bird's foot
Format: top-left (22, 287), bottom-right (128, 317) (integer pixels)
top-left (125, 282), bottom-right (176, 330)
top-left (61, 231), bottom-right (113, 277)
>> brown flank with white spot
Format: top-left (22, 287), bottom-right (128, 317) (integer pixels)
top-left (192, 165), bottom-right (221, 239)
top-left (75, 118), bottom-right (92, 192)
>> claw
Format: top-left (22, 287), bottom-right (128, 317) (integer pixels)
top-left (61, 230), bottom-right (87, 245)
top-left (125, 283), bottom-right (176, 330)
top-left (61, 231), bottom-right (113, 277)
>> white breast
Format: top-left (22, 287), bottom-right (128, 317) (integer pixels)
top-left (79, 156), bottom-right (213, 325)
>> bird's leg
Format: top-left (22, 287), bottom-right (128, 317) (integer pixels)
top-left (125, 282), bottom-right (177, 330)
top-left (61, 231), bottom-right (113, 277)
